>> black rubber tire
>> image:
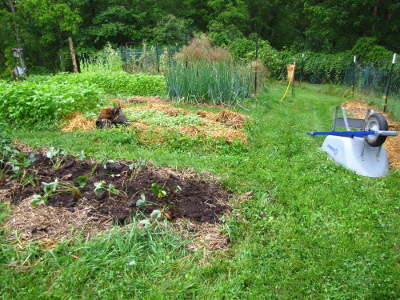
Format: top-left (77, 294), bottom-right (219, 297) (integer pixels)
top-left (364, 113), bottom-right (388, 147)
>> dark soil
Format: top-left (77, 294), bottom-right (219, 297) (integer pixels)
top-left (0, 149), bottom-right (232, 238)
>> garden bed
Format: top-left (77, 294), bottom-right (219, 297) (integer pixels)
top-left (0, 146), bottom-right (235, 249)
top-left (61, 96), bottom-right (250, 145)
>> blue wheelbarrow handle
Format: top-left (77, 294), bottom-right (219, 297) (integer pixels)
top-left (306, 130), bottom-right (397, 137)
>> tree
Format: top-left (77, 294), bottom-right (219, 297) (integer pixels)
top-left (207, 0), bottom-right (250, 45)
top-left (14, 0), bottom-right (82, 72)
top-left (153, 14), bottom-right (193, 45)
top-left (303, 0), bottom-right (400, 52)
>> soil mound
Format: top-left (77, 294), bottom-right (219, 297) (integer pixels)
top-left (0, 149), bottom-right (232, 243)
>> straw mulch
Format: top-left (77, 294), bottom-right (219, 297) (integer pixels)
top-left (342, 100), bottom-right (400, 170)
top-left (60, 100), bottom-right (250, 143)
top-left (61, 113), bottom-right (95, 133)
top-left (2, 192), bottom-right (110, 244)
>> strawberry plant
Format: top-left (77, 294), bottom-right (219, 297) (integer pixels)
top-left (150, 182), bottom-right (167, 198)
top-left (31, 179), bottom-right (81, 206)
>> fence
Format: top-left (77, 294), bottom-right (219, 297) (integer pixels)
top-left (78, 43), bottom-right (399, 117)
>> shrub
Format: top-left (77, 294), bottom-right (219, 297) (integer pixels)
top-left (351, 38), bottom-right (393, 69)
top-left (229, 38), bottom-right (257, 61)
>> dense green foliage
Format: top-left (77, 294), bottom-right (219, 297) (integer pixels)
top-left (0, 72), bottom-right (166, 128)
top-left (46, 72), bottom-right (167, 97)
top-left (1, 83), bottom-right (399, 298)
top-left (1, 0), bottom-right (399, 76)
top-left (0, 79), bottom-right (101, 128)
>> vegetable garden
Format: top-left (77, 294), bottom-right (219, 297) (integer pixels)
top-left (1, 45), bottom-right (400, 298)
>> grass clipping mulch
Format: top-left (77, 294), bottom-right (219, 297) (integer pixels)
top-left (61, 99), bottom-right (250, 144)
top-left (342, 100), bottom-right (400, 170)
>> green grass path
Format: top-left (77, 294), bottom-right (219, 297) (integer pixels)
top-left (2, 83), bottom-right (400, 299)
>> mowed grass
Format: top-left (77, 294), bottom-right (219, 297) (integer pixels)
top-left (2, 82), bottom-right (400, 298)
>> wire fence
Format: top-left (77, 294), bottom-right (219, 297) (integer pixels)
top-left (118, 45), bottom-right (182, 74)
top-left (78, 43), bottom-right (400, 117)
top-left (341, 61), bottom-right (400, 119)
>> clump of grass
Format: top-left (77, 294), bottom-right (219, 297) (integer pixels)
top-left (80, 43), bottom-right (124, 73)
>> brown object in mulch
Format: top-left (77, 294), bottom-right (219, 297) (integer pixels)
top-left (341, 100), bottom-right (400, 170)
top-left (95, 103), bottom-right (130, 129)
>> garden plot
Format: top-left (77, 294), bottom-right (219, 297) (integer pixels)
top-left (0, 98), bottom-right (251, 249)
top-left (0, 147), bottom-right (233, 249)
top-left (61, 97), bottom-right (250, 146)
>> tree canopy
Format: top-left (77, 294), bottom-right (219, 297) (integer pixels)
top-left (1, 0), bottom-right (399, 75)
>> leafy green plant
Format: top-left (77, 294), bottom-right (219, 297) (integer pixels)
top-left (93, 180), bottom-right (107, 195)
top-left (48, 71), bottom-right (166, 97)
top-left (75, 175), bottom-right (88, 188)
top-left (75, 150), bottom-right (86, 161)
top-left (6, 152), bottom-right (36, 179)
top-left (31, 179), bottom-right (81, 206)
top-left (46, 147), bottom-right (66, 169)
top-left (94, 180), bottom-right (120, 196)
top-left (0, 122), bottom-right (12, 147)
top-left (150, 182), bottom-right (167, 198)
top-left (107, 184), bottom-right (120, 196)
top-left (0, 79), bottom-right (102, 128)
top-left (136, 193), bottom-right (147, 207)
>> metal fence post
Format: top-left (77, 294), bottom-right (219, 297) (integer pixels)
top-left (383, 53), bottom-right (397, 112)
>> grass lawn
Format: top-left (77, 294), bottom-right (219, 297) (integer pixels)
top-left (1, 82), bottom-right (399, 299)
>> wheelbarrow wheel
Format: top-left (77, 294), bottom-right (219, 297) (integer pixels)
top-left (364, 113), bottom-right (388, 147)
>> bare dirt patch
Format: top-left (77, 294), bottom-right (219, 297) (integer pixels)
top-left (342, 100), bottom-right (400, 170)
top-left (0, 149), bottom-right (234, 250)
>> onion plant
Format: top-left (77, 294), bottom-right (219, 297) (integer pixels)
top-left (165, 61), bottom-right (252, 105)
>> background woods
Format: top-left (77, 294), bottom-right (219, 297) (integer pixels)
top-left (1, 0), bottom-right (400, 77)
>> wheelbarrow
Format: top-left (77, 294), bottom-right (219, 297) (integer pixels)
top-left (307, 106), bottom-right (397, 177)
